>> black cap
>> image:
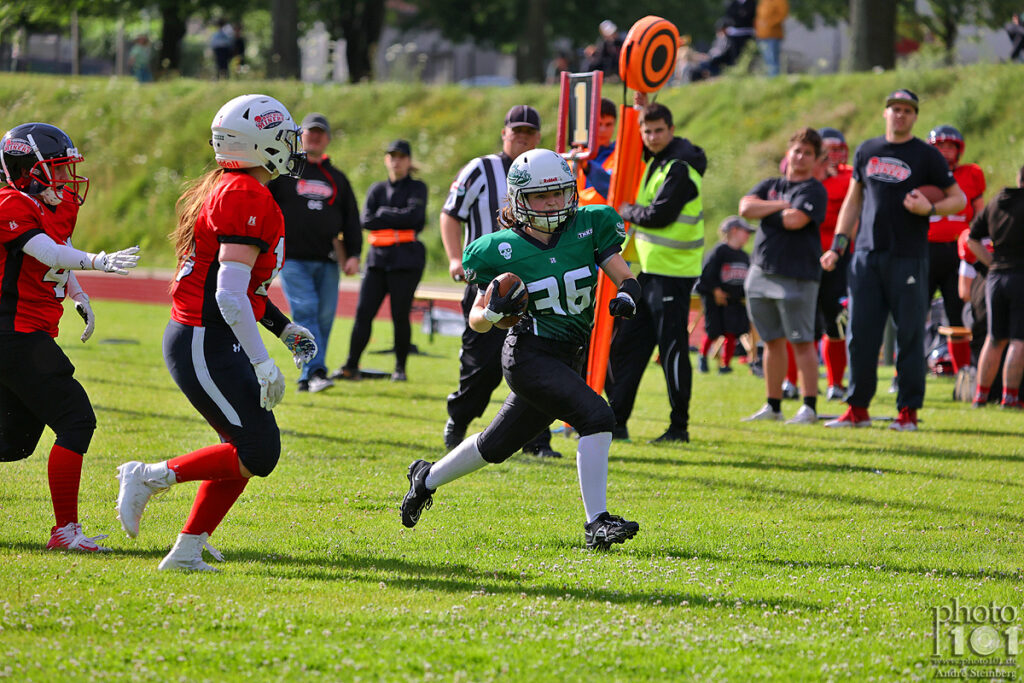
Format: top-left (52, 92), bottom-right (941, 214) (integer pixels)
top-left (300, 112), bottom-right (331, 134)
top-left (885, 89), bottom-right (919, 112)
top-left (719, 215), bottom-right (754, 234)
top-left (386, 139), bottom-right (412, 156)
top-left (504, 105), bottom-right (541, 130)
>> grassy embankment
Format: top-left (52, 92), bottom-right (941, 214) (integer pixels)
top-left (0, 63), bottom-right (1020, 276)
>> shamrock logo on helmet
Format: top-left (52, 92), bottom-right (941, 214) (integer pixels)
top-left (507, 164), bottom-right (532, 186)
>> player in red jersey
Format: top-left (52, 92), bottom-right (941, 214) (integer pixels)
top-left (114, 94), bottom-right (317, 571)
top-left (927, 125), bottom-right (986, 374)
top-left (0, 122), bottom-right (141, 552)
top-left (815, 128), bottom-right (854, 401)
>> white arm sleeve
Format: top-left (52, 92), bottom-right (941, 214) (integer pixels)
top-left (215, 260), bottom-right (270, 365)
top-left (22, 233), bottom-right (99, 270)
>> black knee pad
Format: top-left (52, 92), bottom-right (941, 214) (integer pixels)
top-left (476, 433), bottom-right (518, 465)
top-left (574, 402), bottom-right (616, 437)
top-left (236, 431), bottom-right (281, 477)
top-left (54, 411), bottom-right (96, 456)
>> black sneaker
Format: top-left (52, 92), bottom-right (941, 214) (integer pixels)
top-left (611, 424), bottom-right (630, 441)
top-left (718, 366), bottom-right (733, 375)
top-left (297, 380), bottom-right (309, 392)
top-left (391, 369), bottom-right (407, 382)
top-left (584, 512), bottom-right (640, 550)
top-left (749, 359), bottom-right (764, 378)
top-left (443, 418), bottom-right (465, 451)
top-left (400, 459), bottom-right (435, 528)
top-left (649, 428), bottom-right (689, 444)
top-left (523, 444), bottom-right (563, 458)
top-left (697, 356), bottom-right (709, 373)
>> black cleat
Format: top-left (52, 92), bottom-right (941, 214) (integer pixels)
top-left (584, 512), bottom-right (640, 550)
top-left (400, 459), bottom-right (435, 528)
top-left (523, 444), bottom-right (562, 458)
top-left (649, 428), bottom-right (689, 444)
top-left (697, 356), bottom-right (709, 373)
top-left (717, 366), bottom-right (733, 375)
top-left (443, 418), bottom-right (465, 451)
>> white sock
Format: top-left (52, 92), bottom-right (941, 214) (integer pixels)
top-left (576, 432), bottom-right (610, 523)
top-left (425, 434), bottom-right (487, 489)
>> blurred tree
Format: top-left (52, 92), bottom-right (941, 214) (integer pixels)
top-left (269, 0), bottom-right (299, 78)
top-left (305, 1), bottom-right (385, 82)
top-left (904, 0), bottom-right (1020, 61)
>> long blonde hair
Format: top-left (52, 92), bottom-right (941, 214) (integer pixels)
top-left (172, 167), bottom-right (225, 268)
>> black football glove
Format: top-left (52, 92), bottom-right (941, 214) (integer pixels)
top-left (483, 279), bottom-right (527, 323)
top-left (608, 278), bottom-right (641, 319)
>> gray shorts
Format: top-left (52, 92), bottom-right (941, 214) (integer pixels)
top-left (744, 265), bottom-right (819, 343)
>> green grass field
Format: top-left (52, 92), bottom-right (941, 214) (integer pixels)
top-left (2, 299), bottom-right (1023, 681)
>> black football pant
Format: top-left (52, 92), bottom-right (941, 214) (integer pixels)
top-left (928, 241), bottom-right (963, 327)
top-left (447, 284), bottom-right (551, 449)
top-left (0, 331), bottom-right (95, 461)
top-left (347, 265), bottom-right (423, 370)
top-left (606, 273), bottom-right (695, 431)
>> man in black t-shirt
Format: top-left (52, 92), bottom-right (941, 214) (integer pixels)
top-left (739, 128), bottom-right (828, 425)
top-left (821, 90), bottom-right (965, 430)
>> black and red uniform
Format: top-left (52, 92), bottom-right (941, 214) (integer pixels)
top-left (928, 162), bottom-right (985, 327)
top-left (0, 187), bottom-right (94, 462)
top-left (817, 163), bottom-right (852, 389)
top-left (165, 171), bottom-right (285, 477)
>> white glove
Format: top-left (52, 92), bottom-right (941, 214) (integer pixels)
top-left (252, 358), bottom-right (285, 411)
top-left (71, 292), bottom-right (95, 342)
top-left (280, 322), bottom-right (318, 368)
top-left (92, 246), bottom-right (141, 275)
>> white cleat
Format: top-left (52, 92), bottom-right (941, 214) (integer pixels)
top-left (742, 404), bottom-right (784, 422)
top-left (785, 404), bottom-right (818, 425)
top-left (46, 522), bottom-right (111, 552)
top-left (158, 532), bottom-right (222, 572)
top-left (116, 461), bottom-right (174, 538)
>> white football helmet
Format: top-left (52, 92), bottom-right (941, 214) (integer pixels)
top-left (211, 94), bottom-right (304, 178)
top-left (507, 148), bottom-right (578, 233)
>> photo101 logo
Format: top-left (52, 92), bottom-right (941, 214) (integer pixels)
top-left (931, 599), bottom-right (1020, 679)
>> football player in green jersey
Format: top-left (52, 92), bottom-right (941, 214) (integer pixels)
top-left (401, 149), bottom-right (643, 549)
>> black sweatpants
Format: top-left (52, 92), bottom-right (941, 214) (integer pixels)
top-left (347, 265), bottom-right (423, 370)
top-left (928, 241), bottom-right (963, 327)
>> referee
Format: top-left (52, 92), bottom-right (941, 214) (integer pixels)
top-left (439, 104), bottom-right (560, 457)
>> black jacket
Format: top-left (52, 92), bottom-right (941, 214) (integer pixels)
top-left (268, 156), bottom-right (361, 261)
top-left (620, 137), bottom-right (707, 229)
top-left (362, 175), bottom-right (428, 271)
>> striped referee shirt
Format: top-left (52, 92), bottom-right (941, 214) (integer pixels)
top-left (442, 152), bottom-right (513, 246)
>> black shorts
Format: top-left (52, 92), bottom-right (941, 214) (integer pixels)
top-left (702, 297), bottom-right (749, 338)
top-left (986, 270), bottom-right (1024, 341)
top-left (476, 333), bottom-right (614, 463)
top-left (163, 321), bottom-right (281, 477)
top-left (0, 331), bottom-right (95, 460)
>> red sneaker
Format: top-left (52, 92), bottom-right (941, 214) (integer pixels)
top-left (824, 406), bottom-right (871, 428)
top-left (889, 407), bottom-right (918, 431)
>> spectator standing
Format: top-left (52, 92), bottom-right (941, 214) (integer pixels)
top-left (584, 20), bottom-right (624, 79)
top-left (577, 98), bottom-right (618, 206)
top-left (696, 216), bottom-right (754, 374)
top-left (724, 0), bottom-right (757, 59)
top-left (815, 127), bottom-right (854, 401)
top-left (740, 128), bottom-right (828, 424)
top-left (968, 165), bottom-right (1024, 408)
top-left (210, 20), bottom-right (234, 80)
top-left (1007, 13), bottom-right (1024, 63)
top-left (232, 22), bottom-right (247, 75)
top-left (926, 125), bottom-right (986, 375)
top-left (340, 140), bottom-right (427, 382)
top-left (821, 89), bottom-right (965, 430)
top-left (0, 122), bottom-right (140, 552)
top-left (608, 98), bottom-right (708, 444)
top-left (127, 35), bottom-right (154, 83)
top-left (268, 113), bottom-right (361, 393)
top-left (440, 105), bottom-right (560, 458)
top-left (755, 0), bottom-right (789, 77)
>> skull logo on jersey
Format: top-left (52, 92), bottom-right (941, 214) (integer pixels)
top-left (498, 242), bottom-right (513, 260)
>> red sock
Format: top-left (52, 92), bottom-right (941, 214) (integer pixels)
top-left (976, 385), bottom-right (991, 402)
top-left (699, 336), bottom-right (713, 356)
top-left (1003, 388), bottom-right (1019, 405)
top-left (722, 334), bottom-right (737, 366)
top-left (786, 342), bottom-right (797, 384)
top-left (168, 443), bottom-right (242, 483)
top-left (948, 338), bottom-right (971, 374)
top-left (825, 338), bottom-right (847, 387)
top-left (182, 479), bottom-right (249, 536)
top-left (48, 445), bottom-right (83, 528)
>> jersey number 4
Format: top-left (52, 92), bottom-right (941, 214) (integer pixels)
top-left (525, 266), bottom-right (593, 316)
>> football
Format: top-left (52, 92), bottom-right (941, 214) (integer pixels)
top-left (484, 272), bottom-right (528, 329)
top-left (912, 184), bottom-right (945, 204)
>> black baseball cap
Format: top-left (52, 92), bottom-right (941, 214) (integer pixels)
top-left (885, 89), bottom-right (919, 112)
top-left (386, 139), bottom-right (412, 156)
top-left (719, 215), bottom-right (754, 234)
top-left (301, 113), bottom-right (331, 134)
top-left (504, 105), bottom-right (541, 130)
